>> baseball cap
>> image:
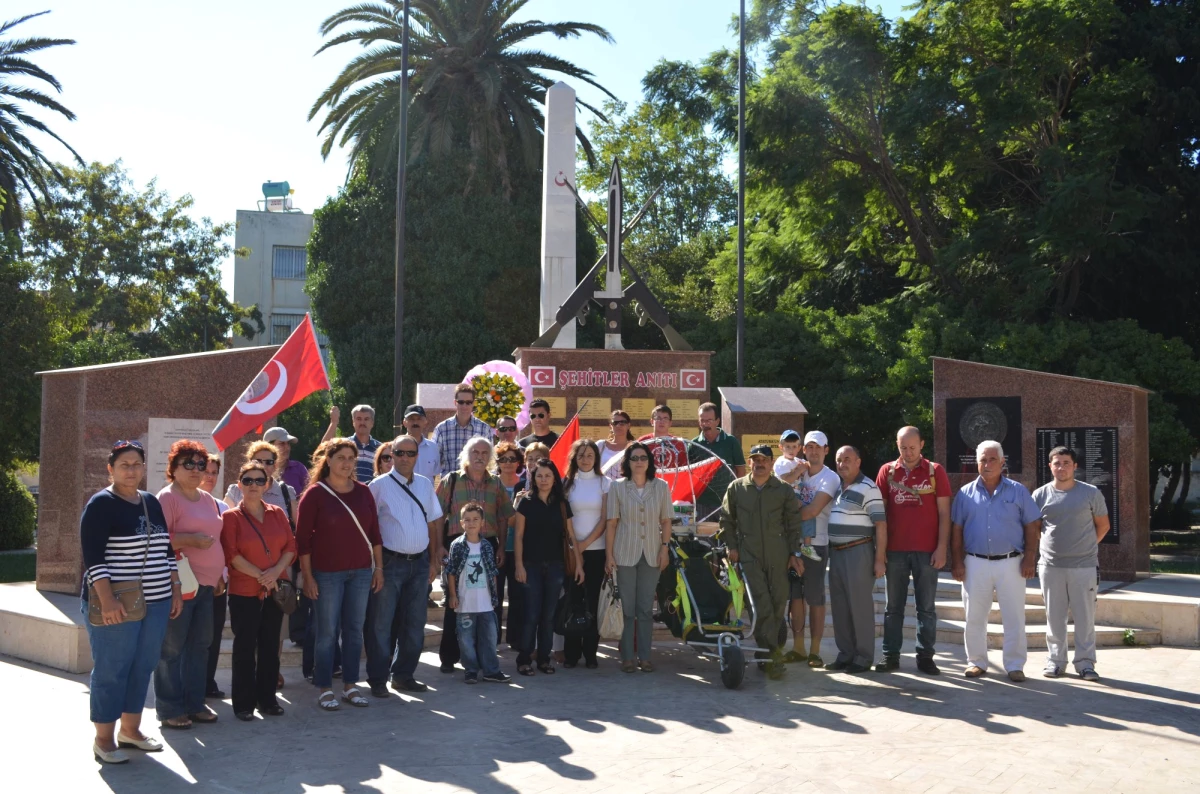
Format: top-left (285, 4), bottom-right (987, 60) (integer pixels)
top-left (779, 429), bottom-right (801, 443)
top-left (404, 405), bottom-right (426, 418)
top-left (748, 444), bottom-right (773, 458)
top-left (804, 430), bottom-right (829, 447)
top-left (263, 427), bottom-right (298, 445)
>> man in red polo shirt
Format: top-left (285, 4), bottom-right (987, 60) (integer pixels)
top-left (875, 426), bottom-right (950, 675)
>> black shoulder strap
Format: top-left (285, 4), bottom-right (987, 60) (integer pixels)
top-left (388, 472), bottom-right (429, 523)
top-left (280, 483), bottom-right (295, 530)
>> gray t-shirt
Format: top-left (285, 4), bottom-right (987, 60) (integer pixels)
top-left (1032, 481), bottom-right (1108, 568)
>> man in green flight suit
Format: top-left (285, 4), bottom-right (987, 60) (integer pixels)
top-left (720, 444), bottom-right (805, 679)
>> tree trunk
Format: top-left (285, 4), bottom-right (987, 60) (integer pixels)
top-left (1176, 459), bottom-right (1192, 507)
top-left (1154, 462), bottom-right (1181, 528)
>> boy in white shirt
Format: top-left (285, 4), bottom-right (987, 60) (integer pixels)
top-left (774, 430), bottom-right (822, 561)
top-left (445, 503), bottom-right (511, 684)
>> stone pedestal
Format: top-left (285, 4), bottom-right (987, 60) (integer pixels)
top-left (36, 347), bottom-right (277, 595)
top-left (717, 387), bottom-right (808, 461)
top-left (932, 357), bottom-right (1150, 580)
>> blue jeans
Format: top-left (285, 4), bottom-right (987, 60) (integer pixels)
top-left (302, 599), bottom-right (341, 678)
top-left (518, 561), bottom-right (564, 667)
top-left (312, 568), bottom-right (372, 689)
top-left (365, 551), bottom-right (430, 685)
top-left (84, 598), bottom-right (172, 724)
top-left (800, 517), bottom-right (816, 541)
top-left (883, 551), bottom-right (938, 659)
top-left (456, 610), bottom-right (501, 676)
top-left (154, 585), bottom-right (215, 720)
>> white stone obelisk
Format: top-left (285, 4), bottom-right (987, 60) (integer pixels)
top-left (539, 81), bottom-right (577, 348)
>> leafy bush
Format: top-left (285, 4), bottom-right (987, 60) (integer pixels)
top-left (0, 470), bottom-right (36, 551)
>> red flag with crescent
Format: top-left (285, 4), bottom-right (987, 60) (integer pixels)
top-left (211, 314), bottom-right (330, 451)
top-left (548, 413), bottom-right (580, 475)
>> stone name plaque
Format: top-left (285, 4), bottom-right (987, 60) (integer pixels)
top-left (148, 417), bottom-right (226, 495)
top-left (1035, 427), bottom-right (1120, 544)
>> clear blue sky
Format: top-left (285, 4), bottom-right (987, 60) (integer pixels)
top-left (18, 0), bottom-right (903, 294)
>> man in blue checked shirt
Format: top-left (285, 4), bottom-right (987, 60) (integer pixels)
top-left (432, 384), bottom-right (492, 476)
top-left (951, 440), bottom-right (1042, 682)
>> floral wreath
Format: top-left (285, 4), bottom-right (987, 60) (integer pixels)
top-left (463, 360), bottom-right (533, 428)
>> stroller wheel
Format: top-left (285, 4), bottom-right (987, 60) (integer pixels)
top-left (720, 644), bottom-right (745, 690)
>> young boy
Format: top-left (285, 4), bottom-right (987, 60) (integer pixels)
top-left (773, 430), bottom-right (822, 561)
top-left (445, 502), bottom-right (511, 684)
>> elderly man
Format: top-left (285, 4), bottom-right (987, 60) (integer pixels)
top-left (1033, 445), bottom-right (1110, 681)
top-left (519, 398), bottom-right (559, 448)
top-left (320, 404), bottom-right (381, 483)
top-left (432, 384), bottom-right (492, 476)
top-left (875, 426), bottom-right (951, 674)
top-left (434, 436), bottom-right (515, 673)
top-left (365, 435), bottom-right (443, 697)
top-left (720, 444), bottom-right (804, 679)
top-left (826, 446), bottom-right (887, 674)
top-left (951, 440), bottom-right (1041, 681)
top-left (401, 405), bottom-right (440, 482)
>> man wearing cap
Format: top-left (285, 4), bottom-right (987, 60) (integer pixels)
top-left (720, 444), bottom-right (805, 679)
top-left (775, 430), bottom-right (840, 666)
top-left (401, 405), bottom-right (439, 482)
top-left (433, 384), bottom-right (493, 476)
top-left (826, 446), bottom-right (887, 674)
top-left (875, 426), bottom-right (951, 675)
top-left (265, 427), bottom-right (309, 494)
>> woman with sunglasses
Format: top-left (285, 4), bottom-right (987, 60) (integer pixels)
top-left (493, 441), bottom-right (524, 647)
top-left (562, 439), bottom-right (610, 669)
top-left (600, 410), bottom-right (635, 475)
top-left (373, 444), bottom-right (394, 477)
top-left (81, 440), bottom-right (182, 765)
top-left (199, 454), bottom-right (230, 700)
top-left (605, 442), bottom-right (673, 673)
top-left (514, 459), bottom-right (584, 676)
top-left (223, 441), bottom-right (298, 527)
top-left (220, 461), bottom-right (296, 720)
top-left (154, 440), bottom-right (225, 729)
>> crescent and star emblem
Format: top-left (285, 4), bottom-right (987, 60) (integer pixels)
top-left (237, 361), bottom-right (289, 416)
top-left (553, 171), bottom-right (567, 187)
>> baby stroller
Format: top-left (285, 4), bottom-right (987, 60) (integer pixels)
top-left (654, 530), bottom-right (762, 689)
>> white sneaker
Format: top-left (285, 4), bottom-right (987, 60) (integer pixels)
top-left (801, 545), bottom-right (822, 562)
top-left (1042, 663), bottom-right (1063, 678)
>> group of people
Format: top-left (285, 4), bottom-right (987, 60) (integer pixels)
top-left (80, 383), bottom-right (1110, 765)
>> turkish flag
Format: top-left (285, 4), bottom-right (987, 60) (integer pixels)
top-left (211, 314), bottom-right (331, 451)
top-left (528, 366), bottom-right (556, 388)
top-left (548, 413), bottom-right (580, 476)
top-left (658, 456), bottom-right (723, 503)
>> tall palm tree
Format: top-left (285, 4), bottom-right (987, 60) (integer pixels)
top-left (0, 10), bottom-right (80, 233)
top-left (309, 0), bottom-right (616, 194)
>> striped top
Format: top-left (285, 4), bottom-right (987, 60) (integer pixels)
top-left (827, 474), bottom-right (886, 545)
top-left (605, 477), bottom-right (673, 567)
top-left (80, 488), bottom-right (178, 603)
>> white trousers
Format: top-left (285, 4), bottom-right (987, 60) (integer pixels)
top-left (962, 555), bottom-right (1027, 672)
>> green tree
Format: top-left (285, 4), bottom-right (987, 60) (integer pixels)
top-left (309, 0), bottom-right (615, 193)
top-left (24, 162), bottom-right (263, 362)
top-left (0, 11), bottom-right (80, 233)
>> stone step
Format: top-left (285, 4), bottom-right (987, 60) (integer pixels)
top-left (871, 574), bottom-right (1046, 607)
top-left (868, 591), bottom-right (1048, 623)
top-left (794, 614), bottom-right (1159, 649)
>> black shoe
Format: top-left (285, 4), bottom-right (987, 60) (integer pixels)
top-left (259, 704), bottom-right (285, 717)
top-left (205, 687), bottom-right (226, 699)
top-left (392, 677), bottom-right (429, 693)
top-left (846, 663), bottom-right (871, 674)
top-left (563, 660), bottom-right (578, 669)
top-left (482, 671), bottom-right (512, 683)
top-left (825, 660), bottom-right (849, 671)
top-left (585, 660), bottom-right (599, 669)
top-left (440, 663), bottom-right (455, 674)
top-left (464, 672), bottom-right (479, 684)
top-left (875, 657), bottom-right (899, 673)
top-left (917, 657), bottom-right (941, 676)
top-left (234, 711), bottom-right (254, 722)
top-left (370, 683), bottom-right (390, 698)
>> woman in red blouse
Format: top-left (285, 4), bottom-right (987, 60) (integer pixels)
top-left (296, 438), bottom-right (384, 711)
top-left (220, 461), bottom-right (296, 721)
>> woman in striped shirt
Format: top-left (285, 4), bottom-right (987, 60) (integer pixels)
top-left (81, 440), bottom-right (183, 765)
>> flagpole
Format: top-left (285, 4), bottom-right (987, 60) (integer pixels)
top-left (392, 0), bottom-right (412, 433)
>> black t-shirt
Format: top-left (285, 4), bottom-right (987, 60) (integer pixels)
top-left (516, 493), bottom-right (572, 563)
top-left (519, 431), bottom-right (559, 449)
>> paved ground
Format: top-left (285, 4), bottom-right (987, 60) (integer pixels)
top-left (5, 636), bottom-right (1199, 793)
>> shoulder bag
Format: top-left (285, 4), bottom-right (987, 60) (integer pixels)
top-left (317, 481), bottom-right (376, 570)
top-left (597, 572), bottom-right (624, 640)
top-left (242, 508), bottom-right (298, 614)
top-left (87, 493), bottom-right (153, 626)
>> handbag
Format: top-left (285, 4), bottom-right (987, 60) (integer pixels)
top-left (242, 509), bottom-right (298, 615)
top-left (560, 501), bottom-right (577, 579)
top-left (597, 572), bottom-right (624, 640)
top-left (317, 481), bottom-right (376, 570)
top-left (176, 555), bottom-right (199, 600)
top-left (554, 580), bottom-right (594, 637)
top-left (87, 494), bottom-right (153, 626)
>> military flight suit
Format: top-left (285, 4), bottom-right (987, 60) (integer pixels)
top-left (719, 474), bottom-right (803, 653)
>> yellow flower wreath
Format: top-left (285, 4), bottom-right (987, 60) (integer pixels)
top-left (471, 372), bottom-right (525, 427)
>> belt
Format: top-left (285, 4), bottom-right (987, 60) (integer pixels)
top-left (967, 551), bottom-right (1022, 560)
top-left (382, 548), bottom-right (426, 561)
top-left (830, 537), bottom-right (873, 552)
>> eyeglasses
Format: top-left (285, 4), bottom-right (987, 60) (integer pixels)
top-left (180, 459), bottom-right (209, 472)
top-left (379, 454), bottom-right (393, 462)
top-left (240, 476), bottom-right (268, 486)
top-left (253, 457), bottom-right (276, 466)
top-left (456, 399), bottom-right (475, 405)
top-left (530, 412), bottom-right (547, 419)
top-left (497, 456), bottom-right (519, 463)
top-left (393, 450), bottom-right (418, 458)
top-left (497, 426), bottom-right (517, 432)
top-left (610, 419), bottom-right (629, 426)
top-left (112, 440), bottom-right (144, 451)
top-left (628, 455), bottom-right (649, 462)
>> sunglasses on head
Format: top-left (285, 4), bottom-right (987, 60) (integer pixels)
top-left (529, 412), bottom-right (547, 419)
top-left (393, 449), bottom-right (418, 458)
top-left (240, 476), bottom-right (268, 486)
top-left (456, 399), bottom-right (475, 405)
top-left (180, 459), bottom-right (208, 472)
top-left (112, 439), bottom-right (144, 451)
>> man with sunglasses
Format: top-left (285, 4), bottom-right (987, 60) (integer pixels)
top-left (401, 405), bottom-right (440, 482)
top-left (494, 415), bottom-right (519, 447)
top-left (518, 399), bottom-right (559, 449)
top-left (433, 384), bottom-right (493, 476)
top-left (366, 436), bottom-right (443, 697)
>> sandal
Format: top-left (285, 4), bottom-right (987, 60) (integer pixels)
top-left (638, 660), bottom-right (655, 673)
top-left (188, 709), bottom-right (218, 724)
top-left (518, 665), bottom-right (535, 677)
top-left (782, 650), bottom-right (806, 664)
top-left (161, 717), bottom-right (192, 730)
top-left (807, 654), bottom-right (824, 668)
top-left (621, 661), bottom-right (637, 674)
top-left (317, 690), bottom-right (340, 711)
top-left (536, 663), bottom-right (556, 675)
top-left (342, 687), bottom-right (370, 707)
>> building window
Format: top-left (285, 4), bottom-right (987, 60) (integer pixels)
top-left (272, 246), bottom-right (307, 280)
top-left (270, 313), bottom-right (305, 345)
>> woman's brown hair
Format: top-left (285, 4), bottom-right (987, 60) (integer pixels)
top-left (562, 438), bottom-right (602, 495)
top-left (609, 410), bottom-right (634, 443)
top-left (307, 438), bottom-right (357, 489)
top-left (492, 441), bottom-right (524, 474)
top-left (373, 443), bottom-right (393, 476)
